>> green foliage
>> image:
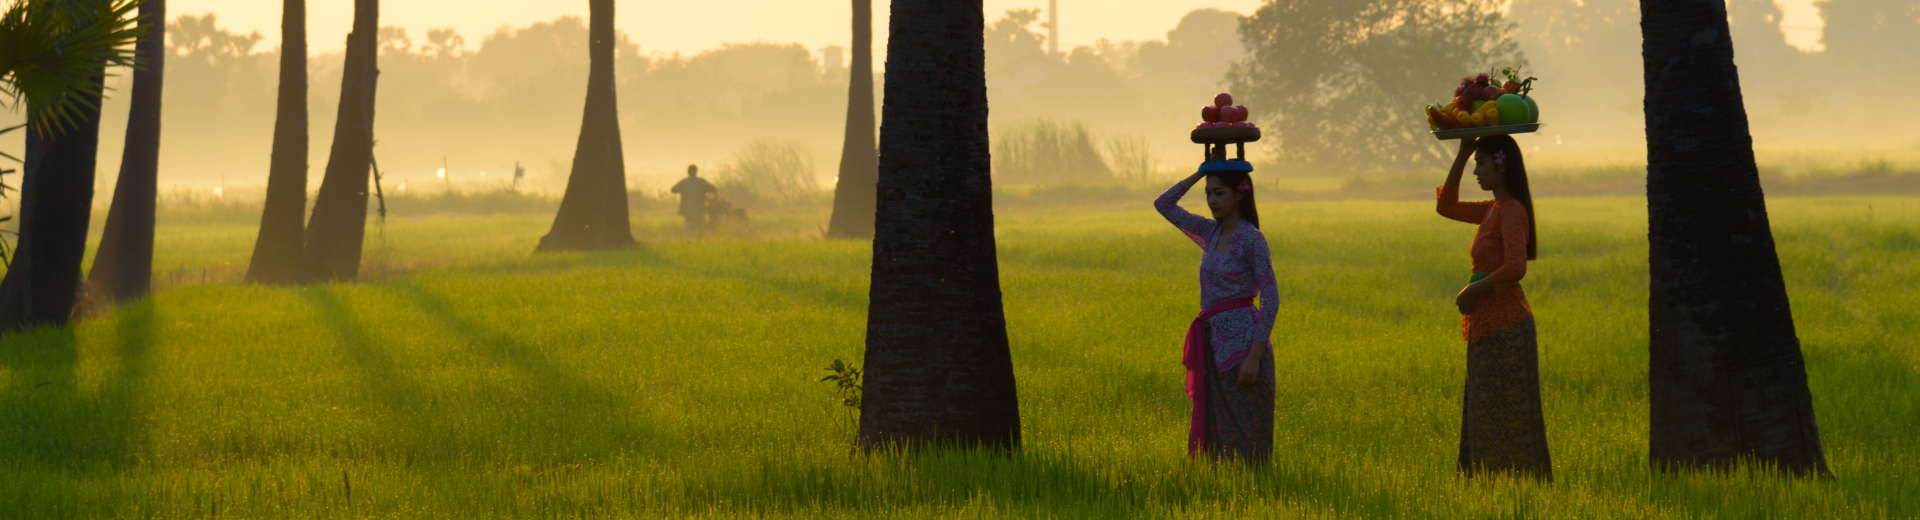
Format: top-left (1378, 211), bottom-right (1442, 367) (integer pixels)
top-left (0, 0), bottom-right (146, 135)
top-left (819, 358), bottom-right (862, 409)
top-left (1228, 0), bottom-right (1523, 171)
top-left (992, 118), bottom-right (1112, 184)
top-left (1, 198), bottom-right (1916, 517)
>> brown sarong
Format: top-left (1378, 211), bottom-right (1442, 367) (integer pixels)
top-left (1204, 348), bottom-right (1274, 465)
top-left (1458, 317), bottom-right (1552, 480)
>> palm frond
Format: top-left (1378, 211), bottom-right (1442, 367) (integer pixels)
top-left (0, 0), bottom-right (149, 135)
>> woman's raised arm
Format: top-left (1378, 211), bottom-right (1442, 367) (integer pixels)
top-left (1437, 137), bottom-right (1492, 224)
top-left (1156, 170), bottom-right (1217, 248)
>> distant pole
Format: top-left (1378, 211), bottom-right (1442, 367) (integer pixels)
top-left (1048, 0), bottom-right (1058, 56)
top-left (441, 156), bottom-right (450, 192)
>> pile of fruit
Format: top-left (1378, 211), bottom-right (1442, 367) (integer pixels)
top-left (1197, 93), bottom-right (1256, 129)
top-left (1425, 68), bottom-right (1538, 130)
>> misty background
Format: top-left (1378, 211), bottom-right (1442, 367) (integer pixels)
top-left (3, 0), bottom-right (1917, 212)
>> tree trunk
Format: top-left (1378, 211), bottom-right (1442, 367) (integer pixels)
top-left (245, 0), bottom-right (309, 285)
top-left (857, 0), bottom-right (1020, 451)
top-left (1641, 0), bottom-right (1828, 475)
top-left (301, 0), bottom-right (378, 282)
top-left (825, 0), bottom-right (878, 239)
top-left (0, 74), bottom-right (107, 332)
top-left (88, 0), bottom-right (166, 304)
top-left (536, 0), bottom-right (635, 252)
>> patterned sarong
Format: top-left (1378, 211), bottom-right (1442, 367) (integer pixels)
top-left (1204, 346), bottom-right (1274, 465)
top-left (1458, 317), bottom-right (1552, 480)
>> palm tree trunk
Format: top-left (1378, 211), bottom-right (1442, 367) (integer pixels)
top-left (88, 0), bottom-right (166, 303)
top-left (858, 0), bottom-right (1021, 451)
top-left (301, 0), bottom-right (378, 282)
top-left (537, 0), bottom-right (635, 252)
top-left (825, 0), bottom-right (878, 239)
top-left (1641, 0), bottom-right (1828, 475)
top-left (0, 73), bottom-right (107, 332)
top-left (245, 0), bottom-right (308, 285)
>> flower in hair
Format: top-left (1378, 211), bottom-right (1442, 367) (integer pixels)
top-left (1493, 150), bottom-right (1507, 167)
top-left (1236, 179), bottom-right (1253, 193)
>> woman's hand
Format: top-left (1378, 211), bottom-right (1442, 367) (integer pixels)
top-left (1236, 358), bottom-right (1260, 388)
top-left (1454, 281), bottom-right (1490, 315)
top-left (1457, 136), bottom-right (1479, 157)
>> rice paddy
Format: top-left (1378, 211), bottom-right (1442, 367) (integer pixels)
top-left (3, 195), bottom-right (1916, 518)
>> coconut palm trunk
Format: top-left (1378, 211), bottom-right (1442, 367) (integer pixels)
top-left (300, 0), bottom-right (378, 282)
top-left (536, 0), bottom-right (635, 252)
top-left (87, 0), bottom-right (166, 303)
top-left (244, 0), bottom-right (308, 285)
top-left (857, 0), bottom-right (1021, 450)
top-left (825, 0), bottom-right (877, 239)
top-left (0, 76), bottom-right (106, 331)
top-left (1640, 0), bottom-right (1828, 475)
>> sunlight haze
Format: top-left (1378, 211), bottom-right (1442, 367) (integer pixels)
top-left (168, 0), bottom-right (1270, 63)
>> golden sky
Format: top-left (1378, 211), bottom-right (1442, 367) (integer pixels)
top-left (167, 0), bottom-right (1262, 60)
top-left (168, 0), bottom-right (1827, 58)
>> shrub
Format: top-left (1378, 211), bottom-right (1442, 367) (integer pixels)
top-left (992, 118), bottom-right (1112, 184)
top-left (715, 140), bottom-right (820, 206)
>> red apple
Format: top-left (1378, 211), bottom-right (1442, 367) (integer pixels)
top-left (1230, 105), bottom-right (1249, 122)
top-left (1230, 121), bottom-right (1252, 128)
top-left (1214, 93), bottom-right (1233, 107)
top-left (1202, 105), bottom-right (1221, 122)
top-left (1196, 123), bottom-right (1211, 129)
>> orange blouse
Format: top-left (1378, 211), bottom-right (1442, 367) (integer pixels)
top-left (1436, 185), bottom-right (1533, 342)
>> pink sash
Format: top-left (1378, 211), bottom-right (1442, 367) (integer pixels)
top-left (1184, 298), bottom-right (1254, 457)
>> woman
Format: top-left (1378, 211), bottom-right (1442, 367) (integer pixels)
top-left (1154, 149), bottom-right (1280, 464)
top-left (1436, 135), bottom-right (1551, 480)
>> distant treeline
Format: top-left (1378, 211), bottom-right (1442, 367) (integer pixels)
top-left (21, 1), bottom-right (1919, 199)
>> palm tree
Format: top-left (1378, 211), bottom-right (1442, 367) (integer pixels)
top-left (858, 0), bottom-right (1020, 451)
top-left (87, 0), bottom-right (165, 304)
top-left (1640, 0), bottom-right (1827, 475)
top-left (0, 0), bottom-right (145, 332)
top-left (824, 0), bottom-right (877, 239)
top-left (243, 0), bottom-right (307, 285)
top-left (536, 0), bottom-right (635, 252)
top-left (300, 0), bottom-right (377, 282)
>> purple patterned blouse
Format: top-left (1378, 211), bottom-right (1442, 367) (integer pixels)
top-left (1155, 182), bottom-right (1281, 373)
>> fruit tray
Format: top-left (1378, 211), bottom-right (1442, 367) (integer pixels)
top-left (1191, 126), bottom-right (1262, 144)
top-left (1432, 123), bottom-right (1540, 141)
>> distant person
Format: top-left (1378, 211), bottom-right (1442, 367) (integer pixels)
top-left (670, 164), bottom-right (716, 238)
top-left (1435, 135), bottom-right (1551, 481)
top-left (1155, 146), bottom-right (1279, 464)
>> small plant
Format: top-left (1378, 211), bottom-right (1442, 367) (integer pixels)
top-left (819, 358), bottom-right (862, 409)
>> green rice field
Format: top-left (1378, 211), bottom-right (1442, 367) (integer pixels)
top-left (3, 196), bottom-right (1917, 518)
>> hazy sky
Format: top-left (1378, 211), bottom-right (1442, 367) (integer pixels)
top-left (165, 0), bottom-right (1829, 59)
top-left (169, 0), bottom-right (1261, 61)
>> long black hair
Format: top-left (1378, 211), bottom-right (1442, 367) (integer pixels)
top-left (1204, 169), bottom-right (1260, 230)
top-left (1475, 135), bottom-right (1536, 260)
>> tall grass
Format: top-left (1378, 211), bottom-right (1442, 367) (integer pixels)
top-left (2, 197), bottom-right (1915, 518)
top-left (992, 118), bottom-right (1112, 184)
top-left (716, 139), bottom-right (821, 207)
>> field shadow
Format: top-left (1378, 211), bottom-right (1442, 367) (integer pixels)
top-left (0, 302), bottom-right (154, 470)
top-left (452, 244), bottom-right (867, 311)
top-left (384, 281), bottom-right (663, 463)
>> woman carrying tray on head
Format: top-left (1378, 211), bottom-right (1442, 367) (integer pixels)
top-left (1155, 147), bottom-right (1279, 464)
top-left (1436, 135), bottom-right (1552, 480)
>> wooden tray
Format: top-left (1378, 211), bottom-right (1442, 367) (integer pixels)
top-left (1432, 123), bottom-right (1541, 140)
top-left (1191, 126), bottom-right (1262, 144)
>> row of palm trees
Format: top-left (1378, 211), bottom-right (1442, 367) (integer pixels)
top-left (0, 0), bottom-right (1824, 475)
